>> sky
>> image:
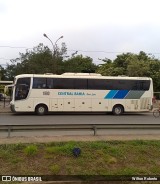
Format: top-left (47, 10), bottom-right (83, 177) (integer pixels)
top-left (0, 0), bottom-right (160, 67)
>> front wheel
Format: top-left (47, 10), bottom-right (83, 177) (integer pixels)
top-left (153, 109), bottom-right (160, 118)
top-left (112, 105), bottom-right (124, 115)
top-left (35, 104), bottom-right (48, 115)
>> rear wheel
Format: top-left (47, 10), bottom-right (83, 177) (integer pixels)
top-left (112, 105), bottom-right (124, 115)
top-left (35, 104), bottom-right (48, 115)
top-left (153, 109), bottom-right (160, 118)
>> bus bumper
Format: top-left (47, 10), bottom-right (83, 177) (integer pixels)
top-left (10, 104), bottom-right (16, 113)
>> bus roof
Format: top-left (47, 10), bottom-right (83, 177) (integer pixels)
top-left (15, 73), bottom-right (152, 80)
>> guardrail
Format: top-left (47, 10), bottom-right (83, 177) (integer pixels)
top-left (1, 124), bottom-right (160, 138)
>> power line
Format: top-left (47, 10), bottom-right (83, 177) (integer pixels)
top-left (0, 45), bottom-right (33, 49)
top-left (67, 49), bottom-right (123, 54)
top-left (0, 45), bottom-right (125, 53)
top-left (0, 58), bottom-right (11, 60)
top-left (0, 45), bottom-right (160, 55)
top-left (68, 49), bottom-right (160, 55)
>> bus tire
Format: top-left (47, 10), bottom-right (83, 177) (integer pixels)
top-left (35, 104), bottom-right (48, 115)
top-left (153, 109), bottom-right (160, 118)
top-left (112, 105), bottom-right (124, 115)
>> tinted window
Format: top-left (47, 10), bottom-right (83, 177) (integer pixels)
top-left (47, 78), bottom-right (54, 89)
top-left (88, 79), bottom-right (109, 89)
top-left (33, 78), bottom-right (47, 89)
top-left (53, 78), bottom-right (74, 89)
top-left (74, 79), bottom-right (88, 89)
top-left (110, 80), bottom-right (132, 90)
top-left (32, 77), bottom-right (150, 90)
top-left (17, 77), bottom-right (30, 86)
top-left (88, 79), bottom-right (150, 90)
top-left (109, 80), bottom-right (150, 90)
top-left (132, 80), bottom-right (150, 90)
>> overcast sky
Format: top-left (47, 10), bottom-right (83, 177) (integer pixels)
top-left (0, 0), bottom-right (160, 67)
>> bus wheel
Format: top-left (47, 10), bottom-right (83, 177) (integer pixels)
top-left (35, 104), bottom-right (48, 115)
top-left (112, 105), bottom-right (124, 115)
top-left (153, 109), bottom-right (160, 118)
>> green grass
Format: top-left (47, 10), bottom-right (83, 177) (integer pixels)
top-left (0, 140), bottom-right (160, 178)
top-left (49, 164), bottom-right (61, 174)
top-left (23, 144), bottom-right (38, 156)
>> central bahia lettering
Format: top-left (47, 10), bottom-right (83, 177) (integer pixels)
top-left (74, 92), bottom-right (85, 95)
top-left (58, 92), bottom-right (85, 96)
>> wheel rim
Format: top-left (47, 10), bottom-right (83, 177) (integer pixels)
top-left (38, 107), bottom-right (45, 114)
top-left (115, 107), bottom-right (121, 115)
top-left (153, 110), bottom-right (160, 118)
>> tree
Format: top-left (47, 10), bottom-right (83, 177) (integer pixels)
top-left (148, 60), bottom-right (160, 92)
top-left (127, 60), bottom-right (150, 77)
top-left (97, 51), bottom-right (160, 91)
top-left (0, 65), bottom-right (6, 80)
top-left (4, 47), bottom-right (160, 92)
top-left (62, 55), bottom-right (97, 73)
top-left (97, 56), bottom-right (125, 76)
top-left (4, 43), bottom-right (97, 80)
top-left (5, 43), bottom-right (67, 80)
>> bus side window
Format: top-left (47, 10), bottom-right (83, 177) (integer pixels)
top-left (133, 81), bottom-right (145, 90)
top-left (42, 84), bottom-right (46, 88)
top-left (137, 82), bottom-right (144, 90)
top-left (47, 78), bottom-right (53, 89)
top-left (33, 78), bottom-right (47, 89)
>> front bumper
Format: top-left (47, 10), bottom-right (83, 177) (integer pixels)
top-left (10, 104), bottom-right (16, 113)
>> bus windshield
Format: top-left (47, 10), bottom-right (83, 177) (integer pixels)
top-left (15, 77), bottom-right (30, 100)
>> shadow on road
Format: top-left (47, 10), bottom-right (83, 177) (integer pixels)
top-left (11, 112), bottom-right (152, 117)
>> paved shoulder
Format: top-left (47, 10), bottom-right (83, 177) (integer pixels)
top-left (1, 135), bottom-right (160, 144)
top-left (0, 101), bottom-right (11, 113)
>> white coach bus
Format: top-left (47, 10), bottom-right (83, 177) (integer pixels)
top-left (10, 73), bottom-right (153, 115)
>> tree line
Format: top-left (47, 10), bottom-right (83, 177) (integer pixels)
top-left (0, 43), bottom-right (160, 92)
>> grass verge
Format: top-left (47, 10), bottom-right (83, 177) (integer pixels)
top-left (0, 140), bottom-right (160, 183)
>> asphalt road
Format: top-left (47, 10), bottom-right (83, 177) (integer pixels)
top-left (0, 112), bottom-right (158, 125)
top-left (0, 112), bottom-right (160, 137)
